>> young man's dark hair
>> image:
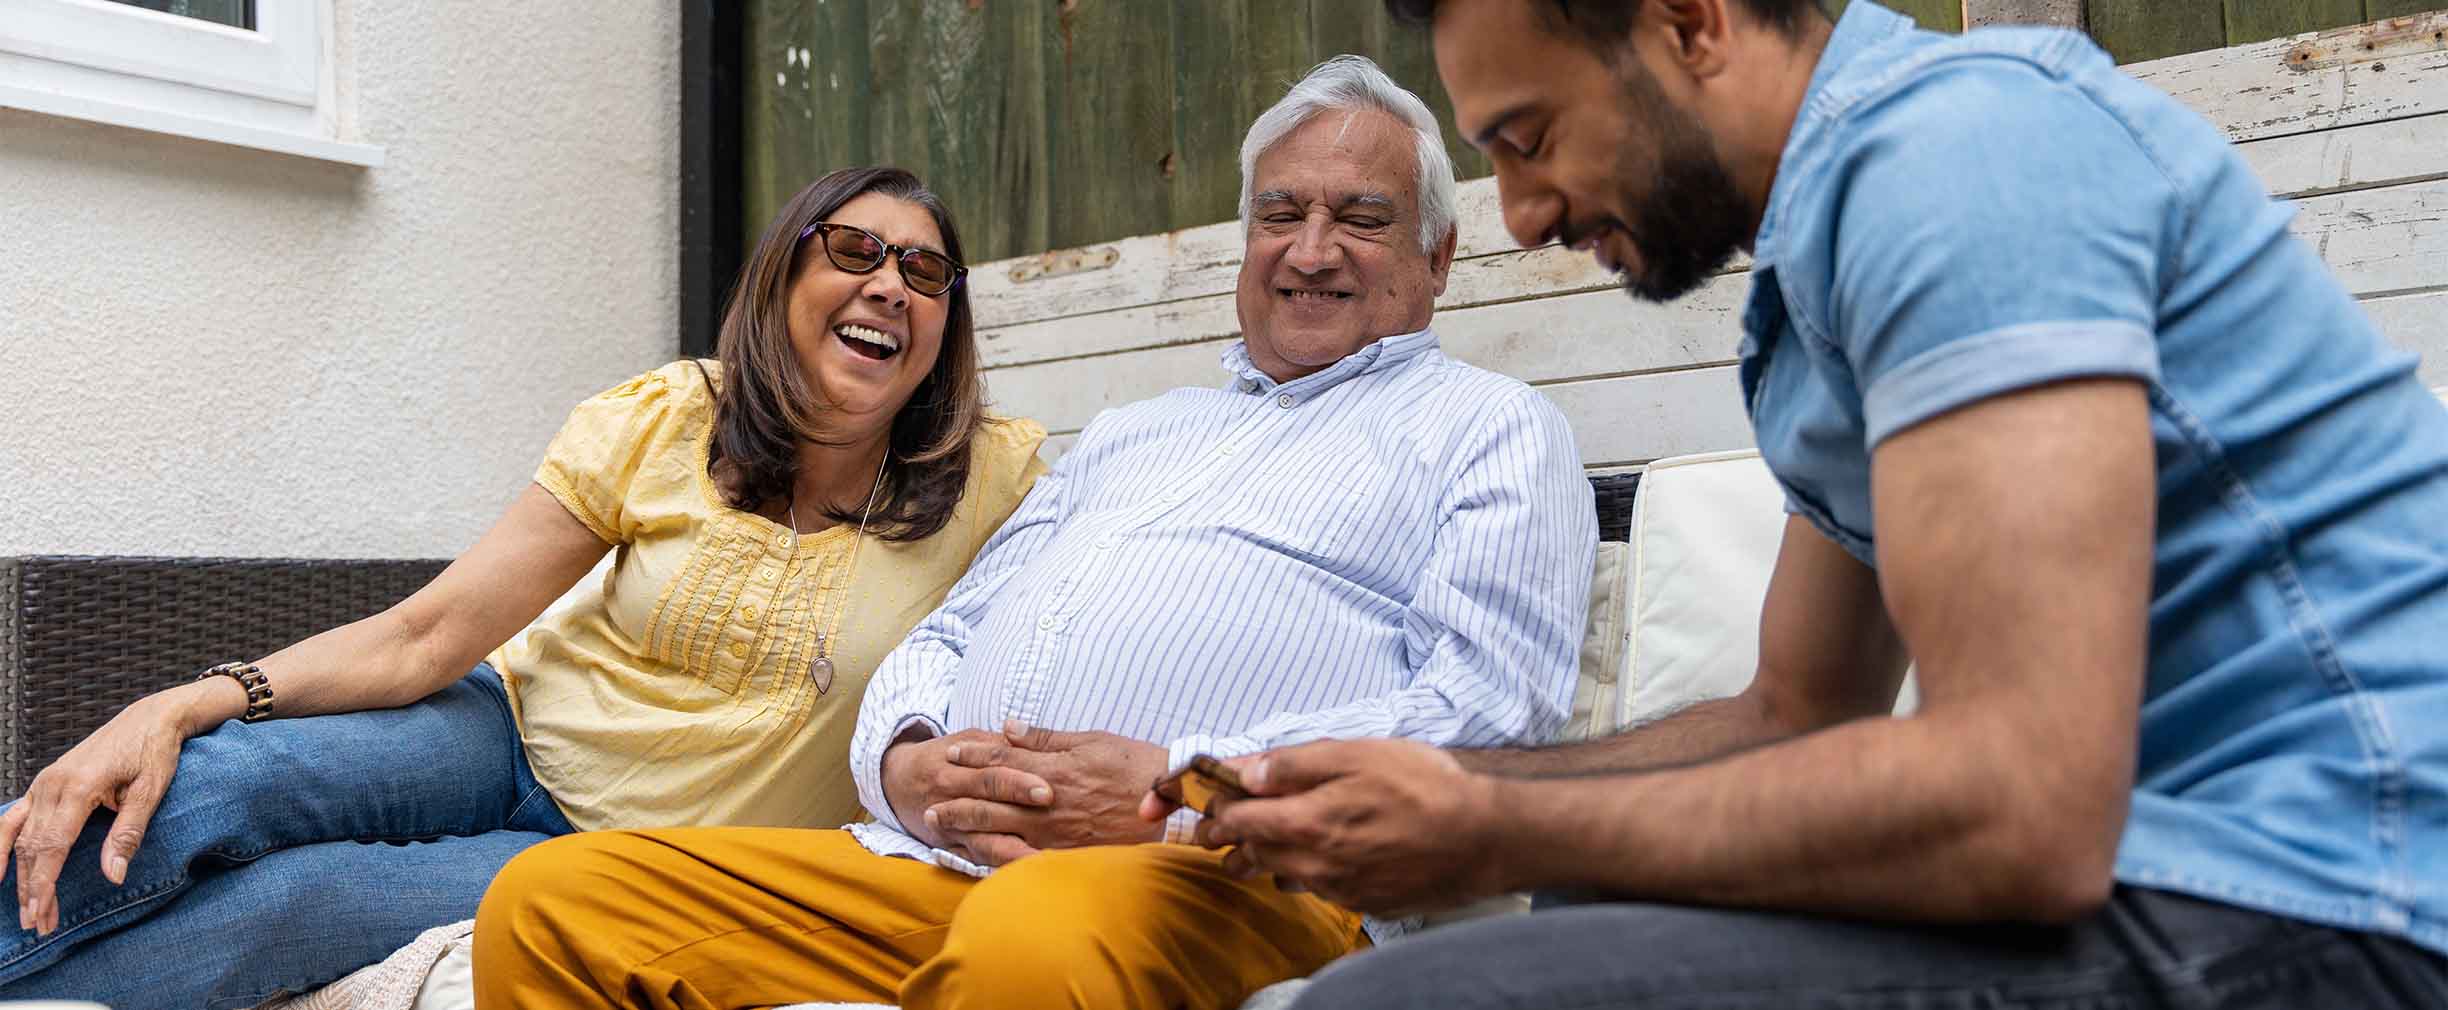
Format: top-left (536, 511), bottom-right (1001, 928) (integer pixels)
top-left (1384, 0), bottom-right (1824, 39)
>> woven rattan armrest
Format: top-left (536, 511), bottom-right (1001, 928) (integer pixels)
top-left (0, 556), bottom-right (447, 797)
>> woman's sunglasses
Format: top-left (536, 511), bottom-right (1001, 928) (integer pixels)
top-left (798, 221), bottom-right (967, 298)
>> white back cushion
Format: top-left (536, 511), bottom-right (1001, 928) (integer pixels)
top-left (1611, 449), bottom-right (1923, 737)
top-left (1615, 450), bottom-right (1788, 734)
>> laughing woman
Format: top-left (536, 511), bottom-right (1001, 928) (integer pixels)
top-left (0, 167), bottom-right (1045, 1009)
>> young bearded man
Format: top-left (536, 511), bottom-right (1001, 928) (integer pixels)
top-left (1172, 3), bottom-right (2448, 1007)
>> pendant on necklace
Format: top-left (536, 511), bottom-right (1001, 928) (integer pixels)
top-left (809, 654), bottom-right (835, 694)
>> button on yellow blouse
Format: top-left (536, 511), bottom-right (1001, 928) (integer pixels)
top-left (490, 361), bottom-right (1047, 831)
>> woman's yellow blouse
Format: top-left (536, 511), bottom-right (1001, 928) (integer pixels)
top-left (491, 360), bottom-right (1047, 831)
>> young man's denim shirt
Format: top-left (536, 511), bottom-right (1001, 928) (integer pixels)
top-left (1741, 2), bottom-right (2448, 952)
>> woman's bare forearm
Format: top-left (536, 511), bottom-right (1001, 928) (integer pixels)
top-left (167, 484), bottom-right (610, 736)
top-left (164, 609), bottom-right (464, 736)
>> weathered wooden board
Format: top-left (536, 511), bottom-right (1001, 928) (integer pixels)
top-left (979, 153), bottom-right (2448, 376)
top-left (2293, 178), bottom-right (2448, 296)
top-left (1828, 0), bottom-right (1967, 30)
top-left (993, 242), bottom-right (2448, 442)
top-left (2226, 0), bottom-right (2369, 46)
top-left (1025, 288), bottom-right (2448, 464)
top-left (1534, 365), bottom-right (1757, 469)
top-left (1965, 0), bottom-right (2086, 29)
top-left (1045, 0), bottom-right (1176, 254)
top-left (2127, 14), bottom-right (2448, 143)
top-left (956, 11), bottom-right (2448, 470)
top-left (2364, 288), bottom-right (2448, 385)
top-left (745, 0), bottom-right (1488, 263)
top-left (1021, 364), bottom-right (1759, 468)
top-left (986, 275), bottom-right (1754, 434)
top-left (744, 0), bottom-right (872, 242)
top-left (967, 31), bottom-right (2448, 335)
top-left (2239, 114), bottom-right (2448, 196)
top-left (1168, 0), bottom-right (1316, 236)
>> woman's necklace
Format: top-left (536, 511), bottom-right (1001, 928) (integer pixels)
top-left (785, 450), bottom-right (889, 694)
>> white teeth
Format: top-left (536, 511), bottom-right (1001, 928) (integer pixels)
top-left (835, 324), bottom-right (899, 351)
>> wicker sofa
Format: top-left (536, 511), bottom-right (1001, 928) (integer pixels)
top-left (0, 474), bottom-right (1640, 833)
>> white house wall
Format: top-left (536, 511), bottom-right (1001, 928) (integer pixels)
top-left (0, 4), bottom-right (679, 558)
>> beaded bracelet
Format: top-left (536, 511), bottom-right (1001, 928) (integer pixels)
top-left (196, 661), bottom-right (276, 723)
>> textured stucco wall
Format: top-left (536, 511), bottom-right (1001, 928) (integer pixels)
top-left (0, 3), bottom-right (679, 559)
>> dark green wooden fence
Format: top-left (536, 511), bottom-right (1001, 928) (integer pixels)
top-left (745, 0), bottom-right (2433, 263)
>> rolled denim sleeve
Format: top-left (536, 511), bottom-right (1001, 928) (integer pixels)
top-left (1814, 60), bottom-right (2172, 446)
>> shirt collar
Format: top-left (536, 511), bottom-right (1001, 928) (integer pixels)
top-left (1221, 326), bottom-right (1440, 397)
top-left (1749, 0), bottom-right (1912, 269)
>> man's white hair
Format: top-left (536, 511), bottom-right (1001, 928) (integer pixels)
top-left (1238, 55), bottom-right (1460, 253)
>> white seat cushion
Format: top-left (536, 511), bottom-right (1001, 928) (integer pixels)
top-left (1562, 541), bottom-right (1631, 741)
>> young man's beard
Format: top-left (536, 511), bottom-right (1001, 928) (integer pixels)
top-left (1610, 68), bottom-right (1754, 303)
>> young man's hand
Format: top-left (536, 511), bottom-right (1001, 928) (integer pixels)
top-left (1177, 738), bottom-right (1512, 917)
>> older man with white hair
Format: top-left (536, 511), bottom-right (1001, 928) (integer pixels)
top-left (469, 56), bottom-right (1594, 1010)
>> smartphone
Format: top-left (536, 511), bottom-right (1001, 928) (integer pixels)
top-left (1153, 753), bottom-right (1251, 816)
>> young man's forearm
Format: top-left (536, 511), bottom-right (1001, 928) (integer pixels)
top-left (1480, 710), bottom-right (2122, 924)
top-left (1453, 690), bottom-right (1789, 777)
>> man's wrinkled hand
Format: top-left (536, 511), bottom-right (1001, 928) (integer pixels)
top-left (1192, 738), bottom-right (1512, 917)
top-left (927, 720), bottom-right (1169, 859)
top-left (880, 728), bottom-right (1049, 866)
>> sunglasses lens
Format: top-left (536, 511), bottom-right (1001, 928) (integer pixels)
top-left (824, 227), bottom-right (886, 270)
top-left (903, 252), bottom-right (955, 294)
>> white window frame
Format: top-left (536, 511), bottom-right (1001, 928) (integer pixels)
top-left (0, 0), bottom-right (382, 166)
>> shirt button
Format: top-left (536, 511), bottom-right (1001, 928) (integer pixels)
top-left (775, 533), bottom-right (791, 547)
top-left (1038, 614), bottom-right (1058, 631)
top-left (1276, 393), bottom-right (1295, 408)
top-left (741, 604), bottom-right (761, 622)
top-left (757, 568), bottom-right (775, 581)
top-left (1095, 538), bottom-right (1116, 550)
top-left (728, 642), bottom-right (748, 659)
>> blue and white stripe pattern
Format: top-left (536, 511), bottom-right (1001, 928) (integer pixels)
top-left (848, 327), bottom-right (1596, 905)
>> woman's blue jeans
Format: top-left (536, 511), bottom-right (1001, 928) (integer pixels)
top-left (0, 664), bottom-right (574, 1010)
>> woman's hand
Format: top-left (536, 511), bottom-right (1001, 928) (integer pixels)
top-left (0, 679), bottom-right (233, 935)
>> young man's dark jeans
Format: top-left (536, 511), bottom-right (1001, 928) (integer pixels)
top-left (1291, 887), bottom-right (2447, 1009)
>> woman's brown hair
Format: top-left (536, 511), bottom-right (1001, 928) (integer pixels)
top-left (708, 167), bottom-right (985, 542)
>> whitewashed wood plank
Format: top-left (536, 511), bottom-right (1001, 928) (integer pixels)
top-left (1023, 292), bottom-right (2444, 467)
top-left (2295, 177), bottom-right (2448, 296)
top-left (982, 173), bottom-right (2444, 374)
top-left (979, 242), bottom-right (1659, 370)
top-left (1041, 431), bottom-right (1077, 461)
top-left (984, 340), bottom-right (1224, 434)
top-left (968, 222), bottom-right (1244, 330)
top-left (1537, 366), bottom-right (1757, 467)
top-left (987, 275), bottom-right (1753, 434)
top-left (2362, 288), bottom-right (2448, 386)
top-left (978, 120), bottom-right (2447, 369)
top-left (1532, 286), bottom-right (2447, 469)
top-left (2239, 114), bottom-right (2448, 198)
top-left (1015, 362), bottom-right (1763, 468)
top-left (967, 20), bottom-right (2447, 332)
top-left (2124, 13), bottom-right (2448, 145)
